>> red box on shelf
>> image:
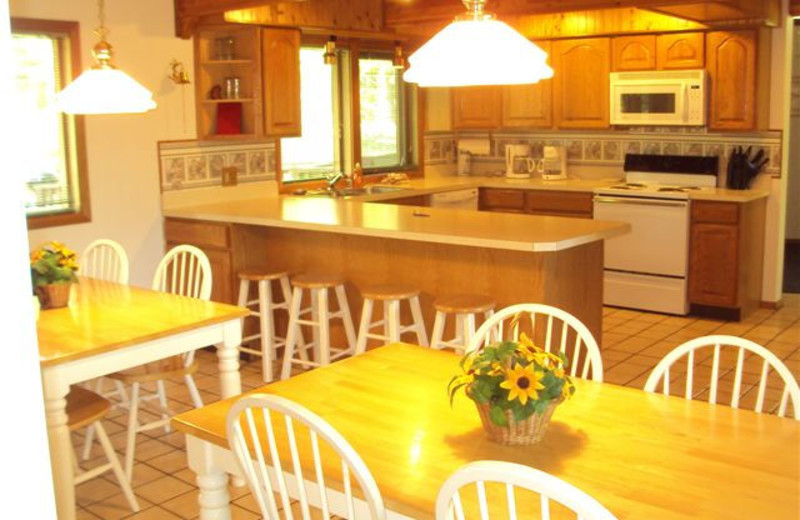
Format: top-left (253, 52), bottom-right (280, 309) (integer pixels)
top-left (216, 102), bottom-right (242, 135)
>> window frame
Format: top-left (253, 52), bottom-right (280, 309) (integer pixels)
top-left (276, 37), bottom-right (423, 193)
top-left (12, 18), bottom-right (92, 229)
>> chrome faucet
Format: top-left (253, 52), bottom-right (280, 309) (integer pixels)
top-left (326, 172), bottom-right (345, 195)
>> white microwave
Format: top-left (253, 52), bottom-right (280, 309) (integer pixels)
top-left (610, 69), bottom-right (706, 126)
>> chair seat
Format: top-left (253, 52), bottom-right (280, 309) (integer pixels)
top-left (239, 269), bottom-right (290, 281)
top-left (67, 386), bottom-right (111, 431)
top-left (361, 283), bottom-right (420, 300)
top-left (292, 273), bottom-right (344, 289)
top-left (107, 356), bottom-right (199, 384)
top-left (434, 294), bottom-right (495, 314)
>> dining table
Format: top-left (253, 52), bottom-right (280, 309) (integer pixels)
top-left (172, 343), bottom-right (800, 520)
top-left (37, 277), bottom-right (249, 520)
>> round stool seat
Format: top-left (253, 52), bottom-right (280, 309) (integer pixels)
top-left (361, 283), bottom-right (420, 300)
top-left (292, 273), bottom-right (345, 289)
top-left (239, 269), bottom-right (290, 281)
top-left (434, 294), bottom-right (496, 314)
top-left (67, 386), bottom-right (111, 431)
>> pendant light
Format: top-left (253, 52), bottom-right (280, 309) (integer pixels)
top-left (57, 0), bottom-right (156, 114)
top-left (403, 0), bottom-right (553, 87)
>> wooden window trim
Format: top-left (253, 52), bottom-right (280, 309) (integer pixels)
top-left (12, 18), bottom-right (92, 230)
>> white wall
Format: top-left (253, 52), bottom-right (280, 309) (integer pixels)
top-left (11, 0), bottom-right (196, 287)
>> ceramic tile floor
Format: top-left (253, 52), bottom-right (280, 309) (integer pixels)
top-left (72, 294), bottom-right (800, 519)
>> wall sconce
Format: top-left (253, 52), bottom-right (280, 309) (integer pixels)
top-left (169, 60), bottom-right (191, 84)
top-left (393, 41), bottom-right (407, 70)
top-left (323, 36), bottom-right (337, 65)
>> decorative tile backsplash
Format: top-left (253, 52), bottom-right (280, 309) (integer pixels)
top-left (159, 140), bottom-right (276, 191)
top-left (423, 128), bottom-right (782, 177)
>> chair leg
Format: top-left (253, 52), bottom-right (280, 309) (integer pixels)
top-left (258, 280), bottom-right (274, 382)
top-left (156, 380), bottom-right (171, 433)
top-left (356, 298), bottom-right (374, 355)
top-left (124, 383), bottom-right (141, 482)
top-left (95, 421), bottom-right (140, 512)
top-left (409, 296), bottom-right (429, 347)
top-left (317, 288), bottom-right (331, 366)
top-left (114, 380), bottom-right (129, 407)
top-left (335, 285), bottom-right (357, 352)
top-left (81, 424), bottom-right (96, 462)
top-left (185, 374), bottom-right (204, 408)
top-left (281, 286), bottom-right (304, 380)
top-left (430, 311), bottom-right (446, 350)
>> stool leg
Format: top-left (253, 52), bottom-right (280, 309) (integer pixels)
top-left (409, 296), bottom-right (429, 347)
top-left (316, 288), bottom-right (331, 366)
top-left (454, 314), bottom-right (465, 350)
top-left (281, 287), bottom-right (303, 380)
top-left (334, 285), bottom-right (357, 352)
top-left (95, 421), bottom-right (140, 512)
top-left (124, 383), bottom-right (140, 482)
top-left (280, 276), bottom-right (306, 357)
top-left (258, 280), bottom-right (274, 382)
top-left (484, 310), bottom-right (496, 345)
top-left (356, 298), bottom-right (374, 355)
top-left (462, 313), bottom-right (477, 354)
top-left (236, 279), bottom-right (249, 308)
top-left (155, 380), bottom-right (170, 433)
top-left (382, 301), bottom-right (392, 343)
top-left (430, 311), bottom-right (446, 350)
top-left (310, 289), bottom-right (321, 363)
top-left (387, 299), bottom-right (401, 343)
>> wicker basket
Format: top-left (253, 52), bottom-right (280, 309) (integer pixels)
top-left (475, 398), bottom-right (563, 445)
top-left (35, 283), bottom-right (72, 309)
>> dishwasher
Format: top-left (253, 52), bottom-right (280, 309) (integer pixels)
top-left (429, 188), bottom-right (479, 210)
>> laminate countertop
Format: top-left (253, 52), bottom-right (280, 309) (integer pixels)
top-left (163, 197), bottom-right (630, 253)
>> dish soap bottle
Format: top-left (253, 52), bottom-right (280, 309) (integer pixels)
top-left (352, 162), bottom-right (364, 188)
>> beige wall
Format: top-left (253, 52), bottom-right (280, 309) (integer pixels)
top-left (786, 22), bottom-right (800, 241)
top-left (12, 0), bottom-right (195, 286)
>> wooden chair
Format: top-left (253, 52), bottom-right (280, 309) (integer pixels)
top-left (227, 394), bottom-right (386, 520)
top-left (68, 386), bottom-right (139, 513)
top-left (108, 245), bottom-right (212, 480)
top-left (644, 335), bottom-right (800, 418)
top-left (81, 238), bottom-right (129, 284)
top-left (435, 461), bottom-right (617, 520)
top-left (467, 304), bottom-right (603, 382)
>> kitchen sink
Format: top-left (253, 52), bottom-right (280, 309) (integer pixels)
top-left (293, 184), bottom-right (408, 198)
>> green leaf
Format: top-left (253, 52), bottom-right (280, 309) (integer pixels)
top-left (448, 382), bottom-right (467, 407)
top-left (489, 405), bottom-right (508, 426)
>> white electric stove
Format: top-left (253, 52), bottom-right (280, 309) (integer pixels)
top-left (593, 154), bottom-right (718, 315)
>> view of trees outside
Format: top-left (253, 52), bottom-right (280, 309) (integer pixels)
top-left (359, 56), bottom-right (401, 169)
top-left (12, 33), bottom-right (73, 215)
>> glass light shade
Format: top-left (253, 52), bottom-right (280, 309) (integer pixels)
top-left (57, 68), bottom-right (156, 115)
top-left (403, 19), bottom-right (554, 87)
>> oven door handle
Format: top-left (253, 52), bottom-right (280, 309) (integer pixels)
top-left (593, 196), bottom-right (689, 208)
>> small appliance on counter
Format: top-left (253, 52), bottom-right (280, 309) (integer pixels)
top-left (505, 144), bottom-right (536, 179)
top-left (457, 149), bottom-right (472, 176)
top-left (541, 145), bottom-right (567, 180)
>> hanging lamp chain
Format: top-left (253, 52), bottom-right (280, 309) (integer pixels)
top-left (92, 0), bottom-right (115, 69)
top-left (459, 0), bottom-right (493, 21)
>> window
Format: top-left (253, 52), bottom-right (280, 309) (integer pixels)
top-left (11, 19), bottom-right (90, 229)
top-left (279, 44), bottom-right (417, 185)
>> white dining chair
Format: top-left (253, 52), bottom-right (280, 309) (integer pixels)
top-left (227, 394), bottom-right (386, 520)
top-left (467, 304), bottom-right (604, 382)
top-left (435, 461), bottom-right (617, 520)
top-left (108, 244), bottom-right (213, 480)
top-left (81, 238), bottom-right (130, 283)
top-left (644, 334), bottom-right (800, 418)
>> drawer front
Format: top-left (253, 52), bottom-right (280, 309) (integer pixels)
top-left (691, 201), bottom-right (739, 224)
top-left (526, 190), bottom-right (593, 216)
top-left (479, 189), bottom-right (525, 211)
top-left (164, 218), bottom-right (230, 249)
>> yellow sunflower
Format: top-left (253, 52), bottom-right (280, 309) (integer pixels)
top-left (500, 364), bottom-right (545, 405)
top-left (561, 379), bottom-right (575, 399)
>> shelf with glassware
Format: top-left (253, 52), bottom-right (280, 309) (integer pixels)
top-left (194, 26), bottom-right (262, 140)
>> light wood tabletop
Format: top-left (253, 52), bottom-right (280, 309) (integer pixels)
top-left (37, 277), bottom-right (249, 367)
top-left (173, 343), bottom-right (800, 520)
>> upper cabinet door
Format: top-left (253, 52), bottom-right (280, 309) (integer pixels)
top-left (502, 41), bottom-right (553, 128)
top-left (706, 30), bottom-right (756, 131)
top-left (612, 35), bottom-right (656, 71)
top-left (452, 86), bottom-right (502, 129)
top-left (657, 32), bottom-right (705, 70)
top-left (262, 27), bottom-right (302, 137)
top-left (553, 38), bottom-right (610, 129)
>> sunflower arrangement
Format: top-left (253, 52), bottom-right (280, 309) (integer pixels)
top-left (30, 241), bottom-right (79, 288)
top-left (448, 332), bottom-right (575, 427)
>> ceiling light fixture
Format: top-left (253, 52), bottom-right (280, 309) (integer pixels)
top-left (56, 0), bottom-right (156, 114)
top-left (323, 36), bottom-right (337, 65)
top-left (403, 0), bottom-right (553, 87)
top-left (392, 41), bottom-right (407, 70)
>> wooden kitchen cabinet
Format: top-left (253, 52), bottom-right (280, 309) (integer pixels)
top-left (262, 27), bottom-right (302, 137)
top-left (656, 32), bottom-right (705, 70)
top-left (501, 41), bottom-right (553, 128)
top-left (553, 38), bottom-right (610, 129)
top-left (706, 30), bottom-right (757, 131)
top-left (688, 199), bottom-right (766, 320)
top-left (612, 35), bottom-right (656, 71)
top-left (479, 188), bottom-right (526, 213)
top-left (452, 86), bottom-right (502, 129)
top-left (526, 190), bottom-right (593, 218)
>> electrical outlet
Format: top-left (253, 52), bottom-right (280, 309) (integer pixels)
top-left (222, 166), bottom-right (238, 186)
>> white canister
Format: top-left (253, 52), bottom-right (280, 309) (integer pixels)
top-left (457, 150), bottom-right (472, 176)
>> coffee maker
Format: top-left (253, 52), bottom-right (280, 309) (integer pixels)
top-left (505, 144), bottom-right (536, 179)
top-left (541, 145), bottom-right (568, 180)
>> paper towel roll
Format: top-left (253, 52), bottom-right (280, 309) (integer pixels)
top-left (457, 138), bottom-right (491, 155)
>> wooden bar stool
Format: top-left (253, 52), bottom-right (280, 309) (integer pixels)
top-left (280, 273), bottom-right (357, 380)
top-left (430, 294), bottom-right (496, 354)
top-left (68, 386), bottom-right (139, 513)
top-left (237, 269), bottom-right (301, 382)
top-left (355, 284), bottom-right (428, 354)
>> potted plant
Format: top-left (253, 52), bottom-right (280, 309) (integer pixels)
top-left (30, 241), bottom-right (79, 309)
top-left (448, 332), bottom-right (575, 445)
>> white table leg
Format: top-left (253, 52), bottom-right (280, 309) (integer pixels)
top-left (217, 319), bottom-right (243, 399)
top-left (188, 436), bottom-right (232, 520)
top-left (42, 370), bottom-right (76, 520)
